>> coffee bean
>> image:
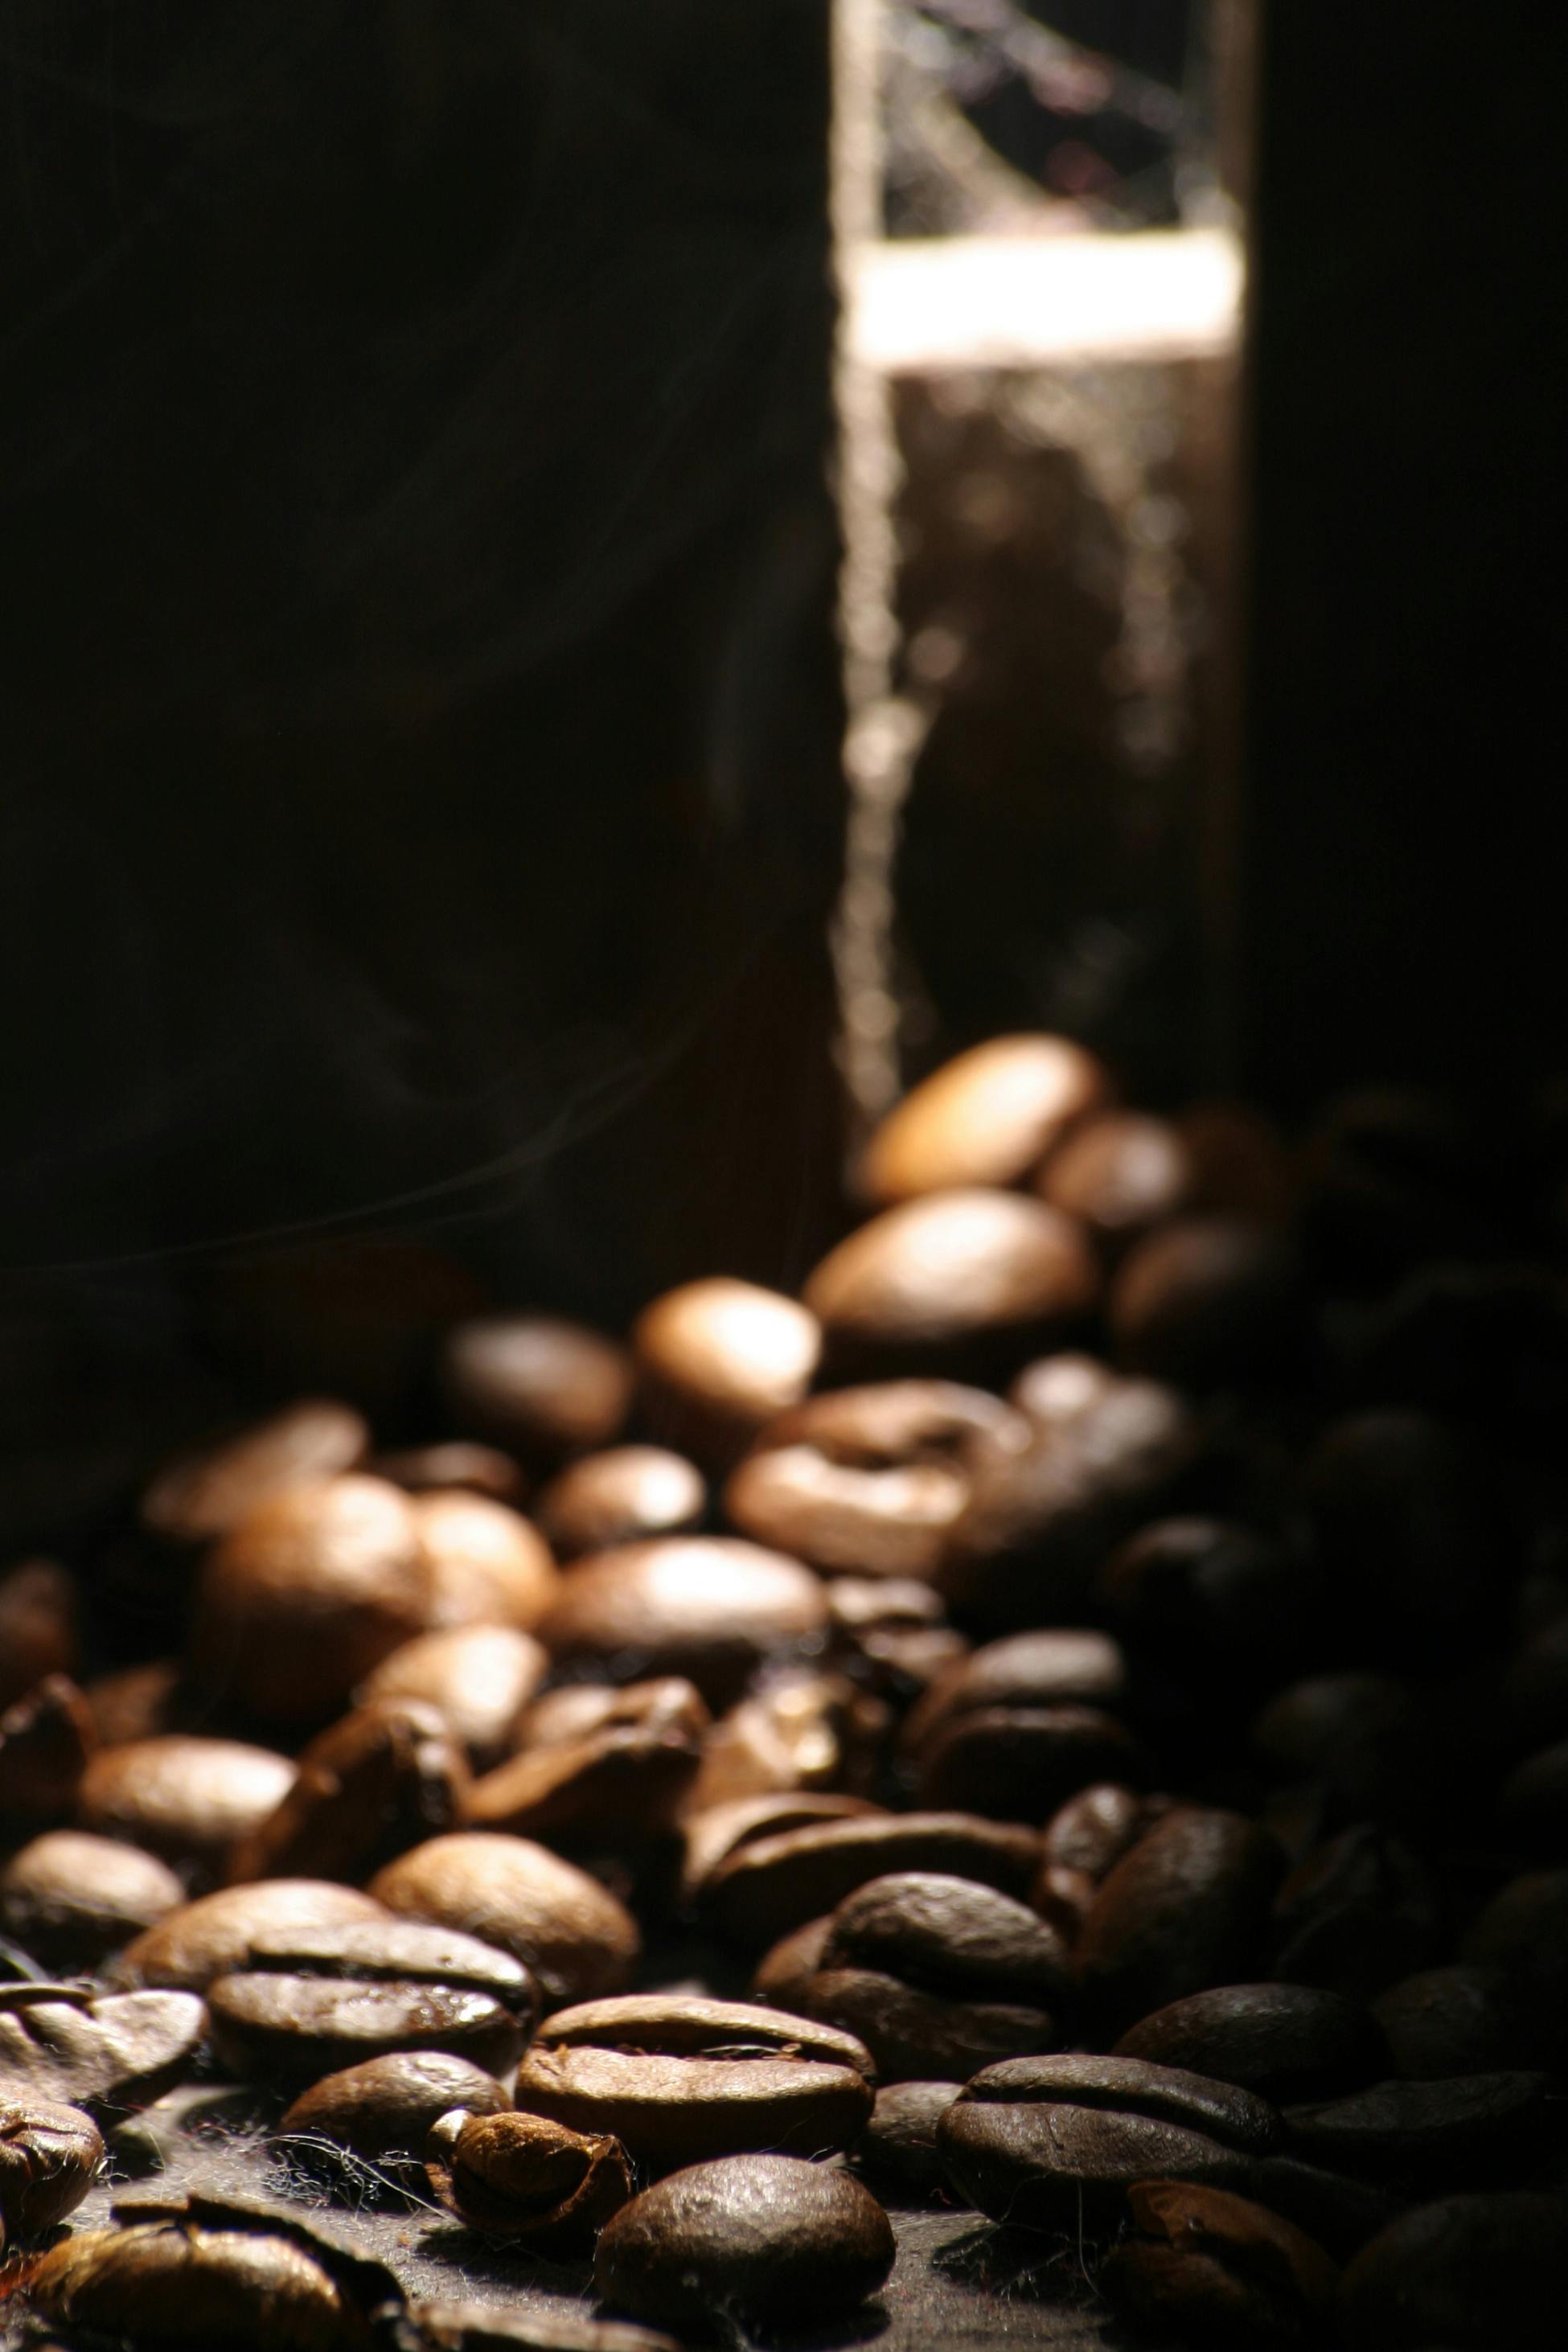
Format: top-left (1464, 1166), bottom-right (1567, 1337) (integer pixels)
top-left (79, 1736), bottom-right (295, 1878)
top-left (823, 1576), bottom-right (968, 1698)
top-left (0, 1987), bottom-right (205, 2116)
top-left (372, 1444), bottom-right (527, 1507)
top-left (904, 1628), bottom-right (1130, 1749)
top-left (819, 1872), bottom-right (1069, 2006)
top-left (1242, 2153), bottom-right (1408, 2261)
top-left (1373, 1964), bottom-right (1543, 2079)
top-left (1252, 1671), bottom-right (1437, 1832)
top-left (117, 1881), bottom-right (390, 1993)
top-left (369, 1833), bottom-right (639, 2003)
top-left (679, 1792), bottom-right (880, 1907)
top-left (406, 2303), bottom-right (682, 2352)
top-left (141, 1402), bottom-right (370, 1545)
top-left (1283, 2071), bottom-right (1550, 2186)
top-left (358, 1625), bottom-right (548, 1767)
top-left (0, 1832), bottom-right (183, 1972)
top-left (228, 1699), bottom-right (468, 1885)
top-left (0, 1560), bottom-right (77, 1710)
top-left (688, 1669), bottom-right (884, 1816)
top-left (83, 1658), bottom-right (183, 1748)
top-left (535, 1537), bottom-right (829, 1709)
top-left (536, 1449), bottom-right (706, 1559)
top-left (187, 1476), bottom-right (433, 1725)
top-left (426, 2108), bottom-right (632, 2249)
top-left (278, 2052), bottom-right (508, 2164)
top-left (1, 2097), bottom-right (104, 2242)
top-left (857, 2080), bottom-right (961, 2198)
top-left (700, 1809), bottom-right (1041, 1949)
top-left (1096, 1518), bottom-right (1316, 1702)
top-left (916, 1702), bottom-right (1147, 1820)
top-left (1114, 1983), bottom-right (1387, 2102)
top-left (1460, 1868), bottom-right (1568, 2000)
top-left (513, 1993), bottom-right (872, 2172)
top-left (410, 1492), bottom-right (560, 1632)
top-left (1075, 1807), bottom-right (1285, 2034)
top-left (1496, 1735), bottom-right (1568, 1853)
top-left (1041, 1781), bottom-right (1165, 1881)
top-left (632, 1279), bottom-right (821, 1466)
top-left (1337, 2191), bottom-right (1567, 2349)
top-left (801, 1970), bottom-right (1059, 2086)
top-left (439, 1316), bottom-right (634, 1463)
top-left (751, 1915), bottom-right (833, 2011)
top-left (1273, 1825), bottom-right (1441, 2000)
top-left (857, 1034), bottom-right (1108, 1204)
top-left (1100, 2178), bottom-right (1338, 2351)
top-left (208, 1976), bottom-right (523, 2091)
top-left (593, 2153), bottom-right (895, 2327)
top-left (1110, 1217), bottom-right (1301, 1387)
top-left (938, 2053), bottom-right (1280, 2231)
top-left (1036, 1110), bottom-right (1198, 1254)
top-left (0, 1674), bottom-right (94, 1821)
top-left (463, 1679), bottom-right (706, 1842)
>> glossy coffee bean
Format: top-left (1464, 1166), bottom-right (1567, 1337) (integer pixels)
top-left (0, 1674), bottom-right (94, 1820)
top-left (1036, 1109), bottom-right (1198, 1254)
top-left (1273, 1825), bottom-right (1440, 2000)
top-left (0, 1832), bottom-right (183, 1972)
top-left (633, 1279), bottom-right (821, 1466)
top-left (141, 1402), bottom-right (369, 1545)
top-left (535, 1449), bottom-right (705, 1558)
top-left (536, 1537), bottom-right (829, 1709)
top-left (278, 2051), bottom-right (508, 2164)
top-left (1100, 2178), bottom-right (1338, 2351)
top-left (1110, 1217), bottom-right (1301, 1387)
top-left (411, 1492), bottom-right (560, 1632)
top-left (426, 2108), bottom-right (632, 2250)
top-left (594, 2153), bottom-right (895, 2328)
top-left (1337, 2191), bottom-right (1566, 2349)
top-left (463, 1678), bottom-right (706, 1842)
top-left (229, 1699), bottom-right (468, 1885)
top-left (439, 1315), bottom-right (634, 1463)
top-left (1114, 1983), bottom-right (1386, 2102)
top-left (679, 1792), bottom-right (880, 1907)
top-left (79, 1736), bottom-right (295, 1877)
top-left (0, 1986), bottom-right (206, 2116)
top-left (686, 1669), bottom-right (883, 1814)
top-left (857, 2079), bottom-right (961, 2198)
top-left (700, 1809), bottom-right (1040, 1949)
top-left (0, 1559), bottom-right (78, 1709)
top-left (0, 2097), bottom-right (104, 2241)
top-left (369, 1832), bottom-right (639, 2003)
top-left (1075, 1807), bottom-right (1285, 2034)
top-left (938, 2054), bottom-right (1280, 2231)
top-left (818, 1871), bottom-right (1069, 2005)
top-left (117, 1878), bottom-right (389, 1992)
top-left (800, 1967), bottom-right (1059, 2086)
top-left (1041, 1782), bottom-right (1166, 1882)
top-left (358, 1624), bottom-right (548, 1767)
top-left (858, 1034), bottom-right (1109, 1205)
top-left (1282, 2071), bottom-right (1550, 2186)
top-left (513, 1994), bottom-right (873, 2173)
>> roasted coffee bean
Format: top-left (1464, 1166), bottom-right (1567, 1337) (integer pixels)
top-left (403, 2303), bottom-right (681, 2352)
top-left (938, 2053), bottom-right (1280, 2231)
top-left (857, 1033), bottom-right (1109, 1204)
top-left (1100, 2178), bottom-right (1338, 2351)
top-left (0, 1986), bottom-right (205, 2115)
top-left (915, 1701), bottom-right (1147, 1820)
top-left (632, 1279), bottom-right (821, 1467)
top-left (818, 1871), bottom-right (1068, 2005)
top-left (79, 1735), bottom-right (295, 1877)
top-left (1036, 1109), bottom-right (1198, 1254)
top-left (1283, 2071), bottom-right (1550, 2186)
top-left (1075, 1807), bottom-right (1286, 2034)
top-left (593, 2153), bottom-right (895, 2328)
top-left (426, 2108), bottom-right (632, 2249)
top-left (278, 2052), bottom-right (508, 2165)
top-left (1041, 1781), bottom-right (1166, 1882)
top-left (686, 1670), bottom-right (883, 1814)
top-left (1096, 1518), bottom-right (1316, 1703)
top-left (700, 1809), bottom-right (1040, 1949)
top-left (411, 1492), bottom-right (560, 1632)
top-left (1373, 1964), bottom-right (1544, 2079)
top-left (1273, 1825), bottom-right (1441, 2000)
top-left (750, 1914), bottom-right (833, 2011)
top-left (439, 1315), bottom-right (634, 1463)
top-left (799, 1968), bottom-right (1058, 2086)
top-left (187, 1476), bottom-right (432, 1725)
top-left (1337, 2190), bottom-right (1566, 2349)
top-left (228, 1699), bottom-right (468, 1885)
top-left (857, 2079), bottom-right (961, 2198)
top-left (372, 1444), bottom-right (527, 1507)
top-left (823, 1577), bottom-right (967, 1697)
top-left (804, 1190), bottom-right (1099, 1380)
top-left (141, 1402), bottom-right (370, 1545)
top-left (1109, 1217), bottom-right (1301, 1387)
top-left (117, 1880), bottom-right (389, 1992)
top-left (0, 1832), bottom-right (183, 1972)
top-left (0, 2097), bottom-right (104, 2242)
top-left (680, 1792), bottom-right (880, 1907)
top-left (369, 1832), bottom-right (639, 2002)
top-left (83, 1657), bottom-right (183, 1747)
top-left (1114, 1984), bottom-right (1387, 2103)
top-left (535, 1449), bottom-right (705, 1558)
top-left (1252, 1671), bottom-right (1438, 1833)
top-left (512, 1993), bottom-right (873, 2173)
top-left (1460, 1867), bottom-right (1568, 2000)
top-left (536, 1537), bottom-right (829, 1709)
top-left (1242, 2153), bottom-right (1408, 2261)
top-left (464, 1679), bottom-right (706, 1841)
top-left (206, 1919), bottom-right (536, 2085)
top-left (358, 1625), bottom-right (548, 1767)
top-left (904, 1628), bottom-right (1130, 1749)
top-left (0, 1560), bottom-right (77, 1709)
top-left (0, 1674), bottom-right (94, 1820)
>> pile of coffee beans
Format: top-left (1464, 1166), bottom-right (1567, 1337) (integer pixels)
top-left (4, 1034), bottom-right (1568, 2347)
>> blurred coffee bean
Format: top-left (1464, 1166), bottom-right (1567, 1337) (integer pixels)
top-left (700, 1809), bottom-right (1039, 1948)
top-left (938, 2053), bottom-right (1279, 2231)
top-left (371, 1444), bottom-right (527, 1506)
top-left (858, 1034), bottom-right (1110, 1205)
top-left (594, 2153), bottom-right (895, 2328)
top-left (117, 1878), bottom-right (389, 1992)
top-left (0, 2096), bottom-right (103, 2240)
top-left (1041, 1781), bottom-right (1168, 1882)
top-left (426, 2107), bottom-right (632, 2249)
top-left (857, 2079), bottom-right (961, 2197)
top-left (358, 1625), bottom-right (548, 1767)
top-left (0, 1986), bottom-right (205, 2115)
top-left (464, 1678), bottom-right (706, 1841)
top-left (904, 1627), bottom-right (1129, 1748)
top-left (1300, 1087), bottom-right (1508, 1287)
top-left (1097, 1520), bottom-right (1317, 1708)
top-left (1100, 2178), bottom-right (1338, 2351)
top-left (1373, 1964), bottom-right (1544, 2079)
top-left (685, 1669), bottom-right (882, 1812)
top-left (369, 1832), bottom-right (638, 2003)
top-left (805, 1190), bottom-right (1099, 1380)
top-left (1177, 1102), bottom-right (1295, 1221)
top-left (82, 1659), bottom-right (183, 1748)
top-left (1037, 1110), bottom-right (1198, 1257)
top-left (1252, 1673), bottom-right (1439, 1833)
top-left (187, 1476), bottom-right (432, 1726)
top-left (141, 1402), bottom-right (369, 1546)
top-left (536, 1449), bottom-right (705, 1558)
top-left (515, 1994), bottom-right (873, 2172)
top-left (0, 1676), bottom-right (94, 1824)
top-left (277, 2051), bottom-right (507, 2165)
top-left (0, 1561), bottom-right (77, 1709)
top-left (915, 1701), bottom-right (1147, 1820)
top-left (1283, 2071), bottom-right (1550, 2187)
top-left (1460, 1868), bottom-right (1568, 2001)
top-left (0, 1833), bottom-right (184, 1972)
top-left (633, 1279), bottom-right (821, 1467)
top-left (823, 1575), bottom-right (967, 1697)
top-left (1114, 1983), bottom-right (1386, 2102)
top-left (1336, 2190), bottom-right (1566, 2349)
top-left (679, 1792), bottom-right (881, 1907)
top-left (1343, 1262), bottom-right (1568, 1444)
top-left (439, 1315), bottom-right (634, 1463)
top-left (1273, 1827), bottom-right (1441, 2001)
top-left (536, 1537), bottom-right (828, 1710)
top-left (1110, 1217), bottom-right (1303, 1388)
top-left (79, 1737), bottom-right (294, 1878)
top-left (411, 1492), bottom-right (559, 1634)
top-left (229, 1698), bottom-right (468, 1884)
top-left (1076, 1808), bottom-right (1286, 2034)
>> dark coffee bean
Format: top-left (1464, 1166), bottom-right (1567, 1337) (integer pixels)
top-left (1110, 1217), bottom-right (1302, 1387)
top-left (371, 1444), bottom-right (527, 1507)
top-left (80, 1736), bottom-right (295, 1878)
top-left (857, 2080), bottom-right (961, 2198)
top-left (1373, 1965), bottom-right (1545, 2079)
top-left (426, 2108), bottom-right (632, 2250)
top-left (83, 1658), bottom-right (183, 1747)
top-left (633, 1279), bottom-right (821, 1467)
top-left (1242, 2153), bottom-right (1409, 2261)
top-left (141, 1402), bottom-right (369, 1545)
top-left (700, 1810), bottom-right (1040, 1949)
top-left (0, 1833), bottom-right (183, 1972)
top-left (1337, 2191), bottom-right (1567, 2349)
top-left (439, 1315), bottom-right (634, 1463)
top-left (1273, 1825), bottom-right (1441, 2000)
top-left (679, 1793), bottom-right (881, 1908)
top-left (915, 1703), bottom-right (1147, 1820)
top-left (536, 1448), bottom-right (705, 1558)
top-left (0, 1986), bottom-right (205, 2116)
top-left (117, 1879), bottom-right (388, 1992)
top-left (1041, 1782), bottom-right (1164, 1880)
top-left (0, 1675), bottom-right (94, 1821)
top-left (536, 1537), bottom-right (829, 1710)
top-left (187, 1476), bottom-right (433, 1726)
top-left (1, 2097), bottom-right (104, 2241)
top-left (513, 1993), bottom-right (872, 2173)
top-left (466, 1680), bottom-right (707, 1844)
top-left (409, 1492), bottom-right (560, 1633)
top-left (407, 2303), bottom-right (682, 2352)
top-left (823, 1577), bottom-right (968, 1697)
top-left (230, 1699), bottom-right (469, 1886)
top-left (593, 2153), bottom-right (895, 2328)
top-left (750, 1915), bottom-right (833, 2010)
top-left (1036, 1110), bottom-right (1198, 1254)
top-left (1252, 1672), bottom-right (1438, 1832)
top-left (359, 1625), bottom-right (548, 1767)
top-left (1097, 1518), bottom-right (1318, 1701)
top-left (278, 2052), bottom-right (507, 2163)
top-left (1461, 1868), bottom-right (1568, 2001)
top-left (819, 1872), bottom-right (1069, 2006)
top-left (1100, 2178), bottom-right (1338, 2351)
top-left (1076, 1807), bottom-right (1285, 2034)
top-left (1497, 1736), bottom-right (1568, 1852)
top-left (938, 2053), bottom-right (1279, 2231)
top-left (369, 1833), bottom-right (639, 2003)
top-left (1115, 1983), bottom-right (1385, 2102)
top-left (0, 1560), bottom-right (77, 1710)
top-left (858, 1034), bottom-right (1109, 1204)
top-left (802, 1968), bottom-right (1058, 2085)
top-left (1283, 2071), bottom-right (1550, 2186)
top-left (903, 1628), bottom-right (1130, 1748)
